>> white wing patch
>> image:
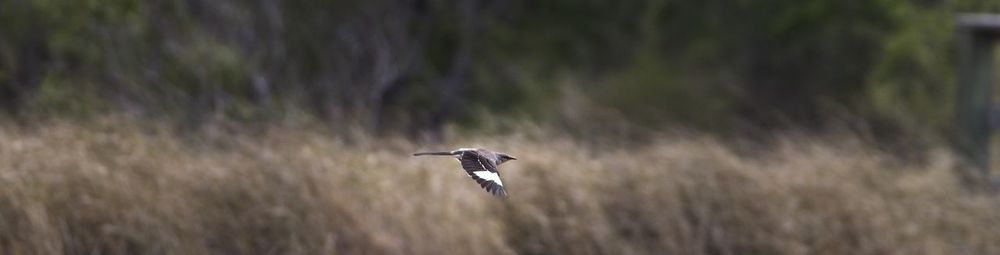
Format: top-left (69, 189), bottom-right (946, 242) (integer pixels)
top-left (472, 170), bottom-right (504, 186)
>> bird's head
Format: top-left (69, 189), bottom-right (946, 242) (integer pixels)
top-left (497, 153), bottom-right (517, 164)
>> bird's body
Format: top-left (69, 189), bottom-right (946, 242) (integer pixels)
top-left (413, 148), bottom-right (516, 197)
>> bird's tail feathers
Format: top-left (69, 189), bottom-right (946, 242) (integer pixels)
top-left (413, 151), bottom-right (454, 156)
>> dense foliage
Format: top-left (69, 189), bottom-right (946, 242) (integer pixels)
top-left (1, 0), bottom-right (999, 135)
top-left (0, 121), bottom-right (996, 254)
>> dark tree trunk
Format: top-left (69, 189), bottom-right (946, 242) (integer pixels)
top-left (426, 0), bottom-right (480, 141)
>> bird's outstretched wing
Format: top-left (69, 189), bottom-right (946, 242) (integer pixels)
top-left (458, 150), bottom-right (508, 197)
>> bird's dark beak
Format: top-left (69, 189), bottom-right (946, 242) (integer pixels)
top-left (510, 157), bottom-right (517, 160)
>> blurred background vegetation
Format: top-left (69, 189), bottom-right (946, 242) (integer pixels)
top-left (7, 1), bottom-right (1000, 254)
top-left (3, 0), bottom-right (1000, 139)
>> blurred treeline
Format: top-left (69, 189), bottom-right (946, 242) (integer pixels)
top-left (1, 0), bottom-right (999, 136)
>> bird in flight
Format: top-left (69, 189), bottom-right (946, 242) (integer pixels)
top-left (413, 148), bottom-right (517, 197)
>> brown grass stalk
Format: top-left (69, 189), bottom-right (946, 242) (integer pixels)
top-left (0, 121), bottom-right (996, 254)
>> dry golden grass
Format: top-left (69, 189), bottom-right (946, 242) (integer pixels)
top-left (0, 121), bottom-right (997, 254)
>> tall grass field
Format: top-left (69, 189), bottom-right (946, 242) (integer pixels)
top-left (0, 121), bottom-right (997, 254)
